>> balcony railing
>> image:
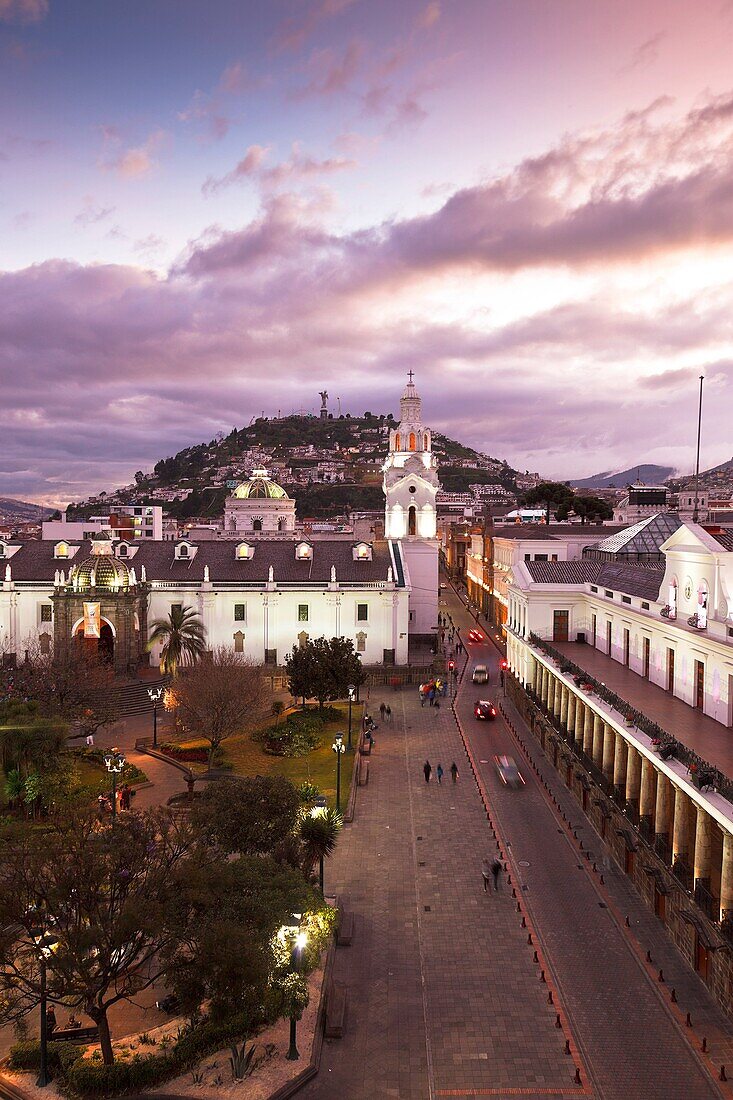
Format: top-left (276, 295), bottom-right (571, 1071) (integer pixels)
top-left (528, 633), bottom-right (733, 805)
top-left (694, 878), bottom-right (719, 921)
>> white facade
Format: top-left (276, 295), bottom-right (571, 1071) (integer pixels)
top-left (222, 469), bottom-right (296, 536)
top-left (505, 521), bottom-right (733, 728)
top-left (383, 376), bottom-right (440, 636)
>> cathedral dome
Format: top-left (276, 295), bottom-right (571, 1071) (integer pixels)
top-left (231, 468), bottom-right (289, 500)
top-left (70, 553), bottom-right (131, 591)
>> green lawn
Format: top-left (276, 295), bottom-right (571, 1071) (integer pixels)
top-left (177, 701), bottom-right (362, 810)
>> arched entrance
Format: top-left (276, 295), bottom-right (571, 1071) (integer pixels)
top-left (74, 619), bottom-right (115, 664)
top-left (408, 505), bottom-right (417, 536)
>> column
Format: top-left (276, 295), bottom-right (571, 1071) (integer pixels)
top-left (654, 771), bottom-right (671, 838)
top-left (672, 785), bottom-right (690, 864)
top-left (574, 698), bottom-right (584, 746)
top-left (583, 705), bottom-right (594, 755)
top-left (720, 833), bottom-right (733, 921)
top-left (693, 806), bottom-right (712, 886)
top-left (560, 685), bottom-right (569, 729)
top-left (613, 730), bottom-right (627, 790)
top-left (592, 713), bottom-right (604, 767)
top-left (639, 757), bottom-right (655, 821)
top-left (567, 692), bottom-right (576, 739)
top-left (602, 723), bottom-right (615, 781)
top-left (541, 666), bottom-right (549, 706)
top-left (625, 745), bottom-right (641, 807)
top-left (553, 677), bottom-right (562, 720)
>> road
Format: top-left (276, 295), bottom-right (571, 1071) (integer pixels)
top-left (445, 579), bottom-right (723, 1100)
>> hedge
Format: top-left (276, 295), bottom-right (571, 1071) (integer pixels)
top-left (9, 1010), bottom-right (259, 1097)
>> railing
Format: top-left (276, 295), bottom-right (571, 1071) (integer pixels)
top-left (694, 878), bottom-right (718, 921)
top-left (528, 632), bottom-right (733, 805)
top-left (654, 833), bottom-right (672, 864)
top-left (671, 859), bottom-right (692, 891)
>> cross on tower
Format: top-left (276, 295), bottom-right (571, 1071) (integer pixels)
top-left (407, 370), bottom-right (414, 383)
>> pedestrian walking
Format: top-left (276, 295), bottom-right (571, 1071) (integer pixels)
top-left (423, 760), bottom-right (432, 783)
top-left (385, 704), bottom-right (392, 723)
top-left (481, 858), bottom-right (491, 892)
top-left (436, 764), bottom-right (444, 784)
top-left (46, 1005), bottom-right (57, 1035)
top-left (428, 687), bottom-right (436, 706)
top-left (450, 762), bottom-right (458, 783)
top-left (420, 685), bottom-right (426, 707)
top-left (441, 680), bottom-right (447, 697)
top-left (491, 859), bottom-right (502, 891)
top-left (379, 702), bottom-right (386, 721)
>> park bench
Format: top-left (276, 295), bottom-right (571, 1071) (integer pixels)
top-left (337, 900), bottom-right (354, 946)
top-left (50, 1025), bottom-right (99, 1044)
top-left (324, 980), bottom-right (348, 1039)
top-left (358, 758), bottom-right (370, 786)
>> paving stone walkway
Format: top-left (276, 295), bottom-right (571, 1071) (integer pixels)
top-left (303, 686), bottom-right (582, 1100)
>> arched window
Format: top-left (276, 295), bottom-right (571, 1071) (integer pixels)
top-left (179, 544), bottom-right (188, 558)
top-left (409, 432), bottom-right (416, 451)
top-left (118, 544), bottom-right (128, 557)
top-left (253, 518), bottom-right (263, 532)
top-left (423, 432), bottom-right (429, 451)
top-left (395, 432), bottom-right (401, 451)
top-left (278, 517), bottom-right (285, 532)
top-left (408, 506), bottom-right (417, 536)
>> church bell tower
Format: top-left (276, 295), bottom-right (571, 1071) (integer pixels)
top-left (383, 373), bottom-right (440, 638)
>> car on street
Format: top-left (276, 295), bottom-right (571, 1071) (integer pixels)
top-left (468, 628), bottom-right (485, 643)
top-left (494, 754), bottom-right (525, 788)
top-left (474, 699), bottom-right (497, 720)
top-left (439, 582), bottom-right (447, 590)
top-left (472, 664), bottom-right (489, 683)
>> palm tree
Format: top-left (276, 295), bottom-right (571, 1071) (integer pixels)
top-left (147, 606), bottom-right (207, 676)
top-left (299, 807), bottom-right (342, 894)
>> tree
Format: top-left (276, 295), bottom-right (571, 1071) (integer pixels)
top-left (521, 481), bottom-right (574, 525)
top-left (298, 807), bottom-right (342, 886)
top-left (14, 643), bottom-right (116, 728)
top-left (285, 637), bottom-right (365, 714)
top-left (174, 648), bottom-right (270, 770)
top-left (191, 776), bottom-right (301, 856)
top-left (0, 808), bottom-right (203, 1065)
top-left (559, 493), bottom-right (613, 525)
top-left (147, 605), bottom-right (207, 675)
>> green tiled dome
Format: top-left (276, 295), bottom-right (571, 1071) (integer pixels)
top-left (232, 468), bottom-right (289, 500)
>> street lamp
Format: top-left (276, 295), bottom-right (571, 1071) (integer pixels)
top-left (147, 686), bottom-right (163, 747)
top-left (103, 747), bottom-right (126, 819)
top-left (310, 796), bottom-right (328, 894)
top-left (346, 684), bottom-right (356, 751)
top-left (29, 918), bottom-right (58, 1089)
top-left (283, 914), bottom-right (307, 1061)
top-left (332, 733), bottom-right (345, 813)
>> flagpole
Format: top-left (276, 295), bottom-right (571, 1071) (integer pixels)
top-left (692, 374), bottom-right (704, 524)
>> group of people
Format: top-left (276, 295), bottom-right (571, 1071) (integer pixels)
top-left (96, 784), bottom-right (134, 817)
top-left (378, 703), bottom-right (393, 723)
top-left (419, 679), bottom-right (447, 707)
top-left (423, 760), bottom-right (458, 784)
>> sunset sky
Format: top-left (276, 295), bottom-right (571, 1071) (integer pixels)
top-left (3, 0), bottom-right (733, 504)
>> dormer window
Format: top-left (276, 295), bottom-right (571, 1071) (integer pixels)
top-left (353, 542), bottom-right (372, 561)
top-left (175, 542), bottom-right (195, 561)
top-left (236, 542), bottom-right (254, 560)
top-left (118, 543), bottom-right (129, 557)
top-left (54, 541), bottom-right (69, 559)
top-left (0, 543), bottom-right (5, 558)
top-left (295, 542), bottom-right (313, 560)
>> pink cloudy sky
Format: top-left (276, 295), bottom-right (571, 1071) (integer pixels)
top-left (2, 0), bottom-right (733, 505)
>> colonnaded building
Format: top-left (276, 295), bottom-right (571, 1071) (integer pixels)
top-left (502, 515), bottom-right (733, 1015)
top-left (0, 376), bottom-right (439, 672)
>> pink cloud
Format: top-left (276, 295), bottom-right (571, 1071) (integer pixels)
top-left (202, 143), bottom-right (356, 196)
top-left (0, 0), bottom-right (47, 23)
top-left (273, 0), bottom-right (357, 54)
top-left (99, 129), bottom-right (168, 179)
top-left (292, 40), bottom-right (363, 99)
top-left (74, 196), bottom-right (116, 228)
top-left (416, 2), bottom-right (440, 30)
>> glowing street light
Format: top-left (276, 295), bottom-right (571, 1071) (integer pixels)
top-left (28, 914), bottom-right (59, 1089)
top-left (332, 734), bottom-right (345, 813)
top-left (346, 684), bottom-right (356, 750)
top-left (147, 686), bottom-right (164, 747)
top-left (282, 914), bottom-right (308, 1062)
top-left (103, 747), bottom-right (126, 819)
top-left (310, 795), bottom-right (328, 894)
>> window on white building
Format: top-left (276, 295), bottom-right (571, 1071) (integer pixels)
top-left (233, 630), bottom-right (245, 653)
top-left (40, 604), bottom-right (52, 622)
top-left (298, 604), bottom-right (309, 622)
top-left (357, 604), bottom-right (368, 622)
top-left (234, 604), bottom-right (246, 622)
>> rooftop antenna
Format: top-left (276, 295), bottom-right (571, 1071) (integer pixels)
top-left (692, 374), bottom-right (705, 524)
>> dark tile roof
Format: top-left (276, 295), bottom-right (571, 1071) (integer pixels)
top-left (2, 539), bottom-right (398, 586)
top-left (525, 558), bottom-right (664, 601)
top-left (494, 524), bottom-right (626, 542)
top-left (525, 560), bottom-right (604, 584)
top-left (707, 528), bottom-right (733, 550)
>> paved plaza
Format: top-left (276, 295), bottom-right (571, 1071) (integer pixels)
top-left (304, 584), bottom-right (728, 1100)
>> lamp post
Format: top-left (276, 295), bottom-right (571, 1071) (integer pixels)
top-left (332, 733), bottom-right (345, 813)
top-left (103, 747), bottom-right (126, 819)
top-left (147, 686), bottom-right (163, 747)
top-left (29, 920), bottom-right (58, 1089)
top-left (346, 684), bottom-right (356, 751)
top-left (284, 915), bottom-right (307, 1061)
top-left (310, 796), bottom-right (328, 894)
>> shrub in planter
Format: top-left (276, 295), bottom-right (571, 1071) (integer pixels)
top-left (261, 714), bottom-right (324, 757)
top-left (9, 1040), bottom-right (83, 1077)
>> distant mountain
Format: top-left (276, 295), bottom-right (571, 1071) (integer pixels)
top-left (571, 464), bottom-right (675, 490)
top-left (0, 497), bottom-right (54, 523)
top-left (668, 456), bottom-right (733, 492)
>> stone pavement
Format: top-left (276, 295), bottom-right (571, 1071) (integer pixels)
top-left (302, 684), bottom-right (582, 1099)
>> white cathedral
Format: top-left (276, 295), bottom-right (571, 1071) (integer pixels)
top-left (0, 376), bottom-right (440, 672)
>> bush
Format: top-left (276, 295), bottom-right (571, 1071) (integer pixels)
top-left (255, 711), bottom-right (325, 757)
top-left (9, 1040), bottom-right (83, 1077)
top-left (159, 743), bottom-right (209, 763)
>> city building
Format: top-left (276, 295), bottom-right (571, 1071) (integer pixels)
top-left (42, 505), bottom-right (164, 541)
top-left (503, 517), bottom-right (733, 1015)
top-left (613, 484), bottom-right (673, 525)
top-left (222, 469), bottom-right (297, 536)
